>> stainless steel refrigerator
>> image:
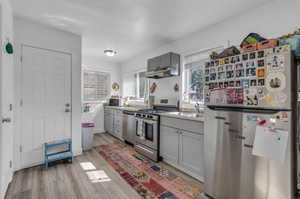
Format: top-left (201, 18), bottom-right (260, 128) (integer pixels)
top-left (203, 45), bottom-right (299, 199)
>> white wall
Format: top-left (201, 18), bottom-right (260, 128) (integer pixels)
top-left (13, 17), bottom-right (82, 170)
top-left (82, 56), bottom-right (121, 133)
top-left (0, 0), bottom-right (14, 198)
top-left (149, 77), bottom-right (181, 103)
top-left (121, 0), bottom-right (300, 105)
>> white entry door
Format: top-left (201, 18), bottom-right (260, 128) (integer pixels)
top-left (20, 45), bottom-right (71, 168)
top-left (0, 8), bottom-right (14, 198)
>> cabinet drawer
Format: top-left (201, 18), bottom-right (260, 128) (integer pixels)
top-left (161, 117), bottom-right (204, 134)
top-left (114, 118), bottom-right (123, 125)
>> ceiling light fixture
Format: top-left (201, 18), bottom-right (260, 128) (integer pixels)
top-left (104, 49), bottom-right (117, 57)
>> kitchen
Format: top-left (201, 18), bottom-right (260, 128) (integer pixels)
top-left (103, 42), bottom-right (297, 199)
top-left (2, 0), bottom-right (300, 199)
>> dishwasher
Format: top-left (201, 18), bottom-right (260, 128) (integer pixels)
top-left (122, 110), bottom-right (136, 145)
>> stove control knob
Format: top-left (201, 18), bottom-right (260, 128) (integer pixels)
top-left (147, 115), bottom-right (153, 119)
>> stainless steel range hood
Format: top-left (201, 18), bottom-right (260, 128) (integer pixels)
top-left (146, 52), bottom-right (180, 79)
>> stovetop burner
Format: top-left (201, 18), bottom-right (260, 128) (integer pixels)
top-left (136, 109), bottom-right (167, 114)
top-left (136, 105), bottom-right (179, 115)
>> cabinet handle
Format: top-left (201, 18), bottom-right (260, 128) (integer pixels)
top-left (244, 144), bottom-right (253, 148)
top-left (215, 116), bottom-right (226, 120)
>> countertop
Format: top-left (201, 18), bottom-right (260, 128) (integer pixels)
top-left (159, 112), bottom-right (205, 122)
top-left (105, 105), bottom-right (205, 122)
top-left (104, 105), bottom-right (141, 112)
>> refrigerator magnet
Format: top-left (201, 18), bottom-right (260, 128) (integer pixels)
top-left (249, 52), bottom-right (256, 59)
top-left (257, 59), bottom-right (265, 67)
top-left (225, 58), bottom-right (229, 64)
top-left (246, 88), bottom-right (257, 95)
top-left (257, 69), bottom-right (265, 78)
top-left (242, 53), bottom-right (249, 61)
top-left (275, 92), bottom-right (288, 104)
top-left (205, 62), bottom-right (210, 68)
top-left (219, 59), bottom-right (225, 65)
top-left (265, 95), bottom-right (274, 104)
top-left (247, 115), bottom-right (259, 122)
top-left (257, 50), bottom-right (265, 58)
top-left (266, 72), bottom-right (286, 92)
top-left (257, 88), bottom-right (265, 99)
top-left (241, 79), bottom-right (250, 88)
top-left (266, 55), bottom-right (285, 72)
top-left (258, 79), bottom-right (265, 86)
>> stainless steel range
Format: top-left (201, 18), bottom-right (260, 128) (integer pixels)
top-left (134, 100), bottom-right (179, 162)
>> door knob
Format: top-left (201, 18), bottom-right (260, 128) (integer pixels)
top-left (2, 118), bottom-right (11, 123)
top-left (65, 108), bottom-right (71, 113)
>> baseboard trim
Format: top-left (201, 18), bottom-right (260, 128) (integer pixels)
top-left (93, 128), bottom-right (104, 134)
top-left (1, 174), bottom-right (12, 199)
top-left (73, 147), bottom-right (82, 156)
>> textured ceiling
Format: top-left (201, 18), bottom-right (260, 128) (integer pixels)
top-left (12, 0), bottom-right (273, 64)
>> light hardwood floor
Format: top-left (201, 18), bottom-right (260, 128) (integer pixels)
top-left (5, 133), bottom-right (204, 199)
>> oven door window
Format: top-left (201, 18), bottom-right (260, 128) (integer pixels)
top-left (136, 120), bottom-right (139, 136)
top-left (144, 122), bottom-right (154, 141)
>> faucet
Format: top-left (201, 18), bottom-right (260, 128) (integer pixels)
top-left (194, 102), bottom-right (202, 116)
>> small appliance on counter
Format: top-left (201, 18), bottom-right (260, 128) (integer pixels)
top-left (134, 98), bottom-right (179, 162)
top-left (109, 98), bottom-right (123, 107)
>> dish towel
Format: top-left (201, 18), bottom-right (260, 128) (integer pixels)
top-left (136, 119), bottom-right (145, 140)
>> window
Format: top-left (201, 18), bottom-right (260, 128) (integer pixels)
top-left (183, 60), bottom-right (207, 104)
top-left (83, 71), bottom-right (110, 102)
top-left (183, 46), bottom-right (223, 104)
top-left (134, 71), bottom-right (149, 99)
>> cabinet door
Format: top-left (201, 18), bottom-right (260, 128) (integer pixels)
top-left (114, 113), bottom-right (123, 140)
top-left (109, 110), bottom-right (114, 135)
top-left (179, 130), bottom-right (204, 178)
top-left (104, 109), bottom-right (111, 133)
top-left (160, 125), bottom-right (179, 165)
top-left (147, 58), bottom-right (157, 71)
top-left (160, 53), bottom-right (171, 69)
top-left (104, 113), bottom-right (109, 132)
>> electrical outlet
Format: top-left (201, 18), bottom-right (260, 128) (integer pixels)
top-left (9, 160), bottom-right (12, 168)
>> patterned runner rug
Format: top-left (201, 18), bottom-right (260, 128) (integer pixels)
top-left (95, 141), bottom-right (203, 199)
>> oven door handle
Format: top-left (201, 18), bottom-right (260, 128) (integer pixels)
top-left (142, 119), bottom-right (157, 125)
top-left (136, 145), bottom-right (155, 154)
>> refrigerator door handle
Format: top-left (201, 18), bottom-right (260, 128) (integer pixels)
top-left (215, 116), bottom-right (226, 120)
top-left (244, 144), bottom-right (253, 148)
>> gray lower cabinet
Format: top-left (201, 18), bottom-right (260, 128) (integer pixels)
top-left (179, 130), bottom-right (204, 180)
top-left (160, 125), bottom-right (179, 165)
top-left (104, 108), bottom-right (123, 140)
top-left (104, 108), bottom-right (113, 133)
top-left (160, 117), bottom-right (204, 182)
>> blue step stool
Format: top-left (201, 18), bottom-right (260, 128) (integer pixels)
top-left (44, 139), bottom-right (73, 170)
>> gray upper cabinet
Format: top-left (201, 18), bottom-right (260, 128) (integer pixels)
top-left (147, 57), bottom-right (159, 72)
top-left (146, 52), bottom-right (180, 78)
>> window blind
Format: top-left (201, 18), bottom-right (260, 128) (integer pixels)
top-left (83, 71), bottom-right (109, 101)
